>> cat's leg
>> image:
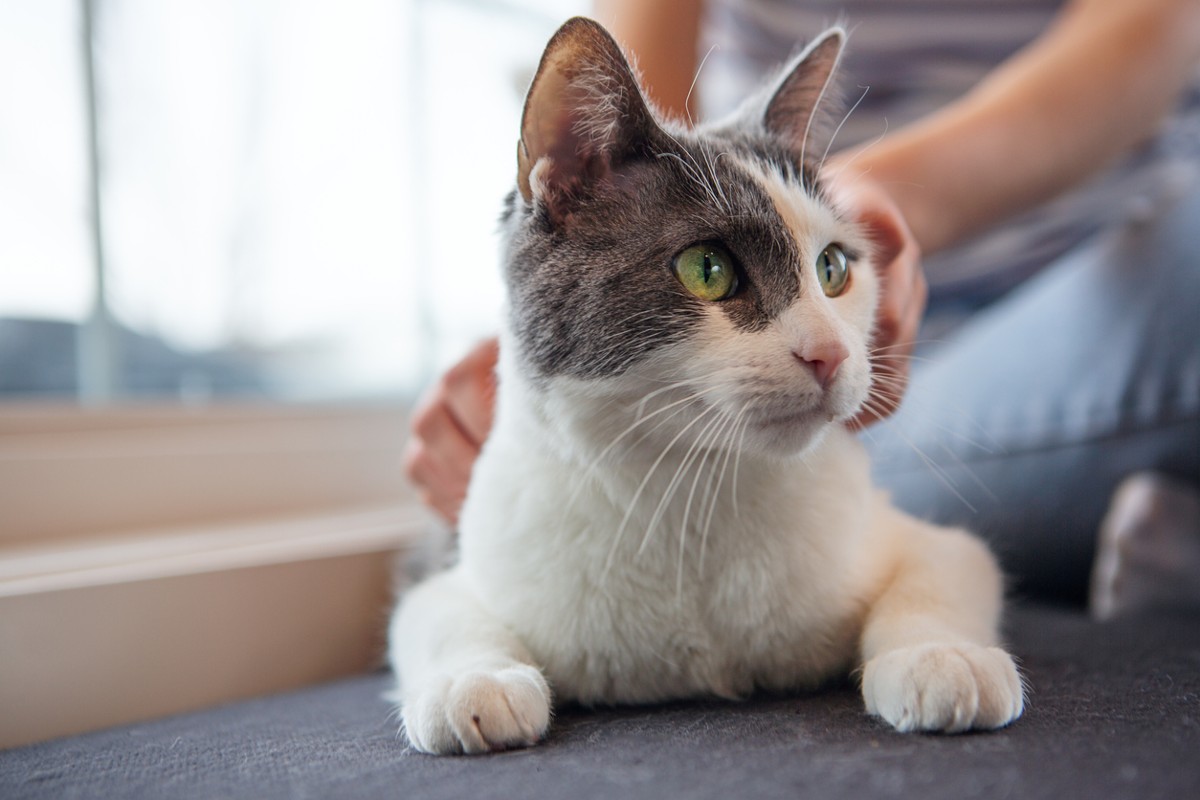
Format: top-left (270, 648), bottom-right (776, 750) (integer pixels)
top-left (859, 509), bottom-right (1024, 733)
top-left (388, 567), bottom-right (552, 755)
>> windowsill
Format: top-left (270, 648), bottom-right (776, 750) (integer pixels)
top-left (0, 404), bottom-right (424, 749)
top-left (0, 502), bottom-right (423, 598)
top-left (0, 403), bottom-right (419, 546)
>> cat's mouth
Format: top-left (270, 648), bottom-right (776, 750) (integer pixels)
top-left (743, 387), bottom-right (860, 434)
top-left (747, 404), bottom-right (831, 431)
top-left (732, 401), bottom-right (840, 457)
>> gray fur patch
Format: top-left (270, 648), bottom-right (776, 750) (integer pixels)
top-left (504, 132), bottom-right (828, 380)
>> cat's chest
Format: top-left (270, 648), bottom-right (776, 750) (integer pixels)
top-left (477, 543), bottom-right (859, 703)
top-left (461, 479), bottom-right (864, 703)
top-left (456, 426), bottom-right (875, 703)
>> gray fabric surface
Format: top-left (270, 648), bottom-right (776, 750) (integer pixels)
top-left (3, 604), bottom-right (1199, 799)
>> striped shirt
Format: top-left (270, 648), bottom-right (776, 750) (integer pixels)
top-left (699, 0), bottom-right (1200, 304)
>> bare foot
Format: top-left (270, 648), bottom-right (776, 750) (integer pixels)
top-left (1090, 472), bottom-right (1200, 621)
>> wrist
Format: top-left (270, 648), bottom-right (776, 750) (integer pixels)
top-left (826, 142), bottom-right (947, 256)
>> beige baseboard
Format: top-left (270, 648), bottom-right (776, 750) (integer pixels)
top-left (0, 504), bottom-right (425, 750)
top-left (0, 404), bottom-right (428, 750)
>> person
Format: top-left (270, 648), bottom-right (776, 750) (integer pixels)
top-left (404, 0), bottom-right (1200, 615)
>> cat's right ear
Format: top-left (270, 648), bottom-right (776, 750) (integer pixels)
top-left (517, 17), bottom-right (658, 222)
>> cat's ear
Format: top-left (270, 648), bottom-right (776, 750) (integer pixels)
top-left (516, 17), bottom-right (658, 217)
top-left (757, 28), bottom-right (845, 166)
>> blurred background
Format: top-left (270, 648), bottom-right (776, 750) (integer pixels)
top-left (0, 0), bottom-right (588, 405)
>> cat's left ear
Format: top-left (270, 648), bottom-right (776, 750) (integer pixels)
top-left (516, 17), bottom-right (659, 218)
top-left (755, 28), bottom-right (846, 166)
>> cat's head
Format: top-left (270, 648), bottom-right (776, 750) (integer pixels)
top-left (502, 17), bottom-right (877, 458)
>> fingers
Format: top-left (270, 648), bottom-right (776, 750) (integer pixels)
top-left (404, 401), bottom-right (480, 524)
top-left (852, 241), bottom-right (925, 429)
top-left (866, 230), bottom-right (926, 420)
top-left (831, 179), bottom-right (927, 430)
top-left (404, 338), bottom-right (500, 524)
top-left (443, 338), bottom-right (500, 446)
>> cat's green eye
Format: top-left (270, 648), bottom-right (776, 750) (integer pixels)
top-left (816, 244), bottom-right (850, 297)
top-left (673, 243), bottom-right (738, 302)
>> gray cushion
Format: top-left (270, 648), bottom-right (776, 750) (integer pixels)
top-left (3, 604), bottom-right (1198, 799)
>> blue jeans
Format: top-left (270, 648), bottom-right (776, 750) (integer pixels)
top-left (868, 185), bottom-right (1200, 604)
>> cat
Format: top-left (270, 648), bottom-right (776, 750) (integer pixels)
top-left (388, 17), bottom-right (1024, 755)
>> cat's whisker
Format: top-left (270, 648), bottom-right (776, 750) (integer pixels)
top-left (937, 440), bottom-right (999, 502)
top-left (865, 378), bottom-right (911, 397)
top-left (858, 390), bottom-right (903, 426)
top-left (870, 338), bottom-right (944, 354)
top-left (817, 84), bottom-right (870, 181)
top-left (634, 362), bottom-right (752, 409)
top-left (655, 145), bottom-right (707, 190)
top-left (797, 40), bottom-right (842, 190)
top-left (868, 364), bottom-right (911, 379)
top-left (868, 358), bottom-right (934, 374)
top-left (698, 403), bottom-right (750, 577)
top-left (657, 127), bottom-right (707, 175)
top-left (602, 400), bottom-right (723, 581)
top-left (603, 308), bottom-right (678, 335)
top-left (637, 376), bottom-right (709, 412)
top-left (869, 390), bottom-right (1002, 459)
top-left (585, 323), bottom-right (694, 376)
top-left (701, 144), bottom-right (734, 214)
top-left (660, 149), bottom-right (730, 215)
top-left (854, 415), bottom-right (881, 446)
top-left (730, 402), bottom-right (754, 518)
top-left (639, 403), bottom-right (729, 560)
top-left (564, 385), bottom-right (727, 525)
top-left (655, 128), bottom-right (736, 214)
top-left (867, 371), bottom-right (907, 395)
top-left (822, 117), bottom-right (890, 184)
top-left (867, 350), bottom-right (930, 365)
top-left (866, 375), bottom-right (915, 396)
top-left (866, 351), bottom-right (937, 368)
top-left (861, 364), bottom-right (1002, 459)
top-left (683, 44), bottom-right (719, 129)
top-left (856, 394), bottom-right (891, 419)
top-left (576, 385), bottom-right (715, 478)
top-left (868, 406), bottom-right (978, 513)
top-left (861, 375), bottom-right (996, 510)
top-left (675, 407), bottom-right (736, 599)
top-left (871, 368), bottom-right (1004, 458)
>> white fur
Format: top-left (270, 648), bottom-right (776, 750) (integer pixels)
top-left (389, 156), bottom-right (1024, 755)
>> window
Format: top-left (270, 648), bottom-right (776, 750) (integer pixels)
top-left (1, 0), bottom-right (586, 403)
top-left (0, 0), bottom-right (587, 749)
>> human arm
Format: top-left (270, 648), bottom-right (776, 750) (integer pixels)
top-left (833, 0), bottom-right (1200, 422)
top-left (833, 0), bottom-right (1200, 255)
top-left (593, 0), bottom-right (704, 121)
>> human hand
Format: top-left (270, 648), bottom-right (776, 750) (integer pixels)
top-left (403, 338), bottom-right (499, 525)
top-left (826, 172), bottom-right (927, 429)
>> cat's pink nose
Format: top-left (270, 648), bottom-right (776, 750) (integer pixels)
top-left (794, 342), bottom-right (847, 388)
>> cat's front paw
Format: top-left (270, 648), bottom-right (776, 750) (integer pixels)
top-left (861, 643), bottom-right (1024, 733)
top-left (401, 664), bottom-right (552, 755)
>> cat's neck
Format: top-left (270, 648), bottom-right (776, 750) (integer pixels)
top-left (480, 331), bottom-right (876, 577)
top-left (494, 332), bottom-right (836, 486)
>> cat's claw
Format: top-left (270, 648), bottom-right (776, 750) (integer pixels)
top-left (862, 643), bottom-right (1024, 733)
top-left (402, 665), bottom-right (552, 755)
